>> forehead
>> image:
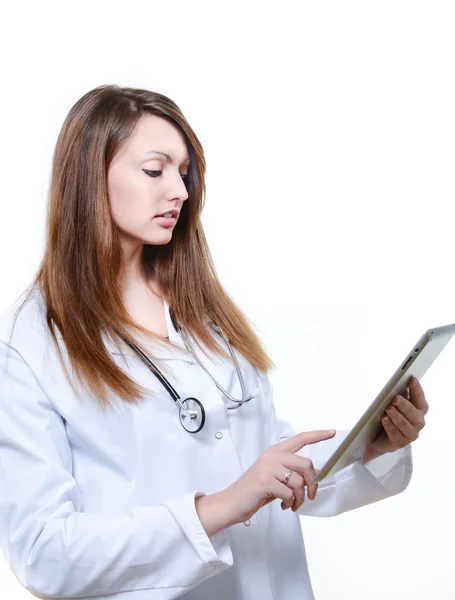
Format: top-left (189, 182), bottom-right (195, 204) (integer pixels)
top-left (126, 115), bottom-right (188, 159)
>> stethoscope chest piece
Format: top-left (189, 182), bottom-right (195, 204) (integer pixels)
top-left (179, 397), bottom-right (206, 433)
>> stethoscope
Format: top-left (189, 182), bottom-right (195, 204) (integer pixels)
top-left (118, 307), bottom-right (255, 433)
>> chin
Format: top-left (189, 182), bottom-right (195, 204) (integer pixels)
top-left (143, 235), bottom-right (172, 246)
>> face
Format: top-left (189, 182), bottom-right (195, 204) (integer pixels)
top-left (107, 115), bottom-right (190, 256)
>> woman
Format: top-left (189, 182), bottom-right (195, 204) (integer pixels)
top-left (0, 85), bottom-right (428, 600)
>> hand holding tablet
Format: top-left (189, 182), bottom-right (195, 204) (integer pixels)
top-left (360, 374), bottom-right (428, 465)
top-left (312, 323), bottom-right (455, 484)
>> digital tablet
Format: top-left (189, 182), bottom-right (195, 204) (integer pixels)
top-left (312, 323), bottom-right (455, 484)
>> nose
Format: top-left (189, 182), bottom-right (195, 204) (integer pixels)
top-left (168, 172), bottom-right (189, 204)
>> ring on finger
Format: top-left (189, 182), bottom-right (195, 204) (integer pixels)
top-left (283, 469), bottom-right (293, 484)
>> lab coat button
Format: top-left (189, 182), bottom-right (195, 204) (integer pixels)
top-left (244, 520), bottom-right (251, 526)
top-left (185, 360), bottom-right (195, 365)
top-left (215, 431), bottom-right (223, 439)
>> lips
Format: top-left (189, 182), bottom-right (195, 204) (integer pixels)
top-left (156, 209), bottom-right (179, 218)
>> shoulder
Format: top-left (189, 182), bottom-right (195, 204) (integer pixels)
top-left (0, 287), bottom-right (52, 359)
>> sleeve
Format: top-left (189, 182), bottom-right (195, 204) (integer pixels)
top-left (260, 373), bottom-right (413, 519)
top-left (0, 341), bottom-right (233, 600)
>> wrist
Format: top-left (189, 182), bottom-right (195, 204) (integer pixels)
top-left (362, 448), bottom-right (387, 465)
top-left (195, 489), bottom-right (237, 537)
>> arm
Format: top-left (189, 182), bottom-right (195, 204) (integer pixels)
top-left (0, 341), bottom-right (233, 599)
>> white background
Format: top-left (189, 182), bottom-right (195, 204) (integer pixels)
top-left (1, 1), bottom-right (454, 598)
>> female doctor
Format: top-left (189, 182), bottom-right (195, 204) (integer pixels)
top-left (0, 85), bottom-right (428, 600)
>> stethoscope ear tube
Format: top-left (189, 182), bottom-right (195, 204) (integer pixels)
top-left (176, 317), bottom-right (256, 409)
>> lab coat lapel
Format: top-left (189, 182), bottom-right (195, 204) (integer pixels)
top-left (52, 301), bottom-right (188, 362)
top-left (106, 299), bottom-right (192, 361)
top-left (52, 298), bottom-right (230, 372)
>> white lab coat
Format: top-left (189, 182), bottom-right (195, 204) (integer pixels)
top-left (0, 289), bottom-right (413, 600)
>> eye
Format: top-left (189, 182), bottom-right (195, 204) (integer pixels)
top-left (142, 169), bottom-right (189, 182)
top-left (143, 169), bottom-right (160, 178)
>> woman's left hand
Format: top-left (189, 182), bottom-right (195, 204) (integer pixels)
top-left (361, 376), bottom-right (429, 465)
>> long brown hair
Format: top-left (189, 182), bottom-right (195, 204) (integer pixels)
top-left (6, 84), bottom-right (276, 409)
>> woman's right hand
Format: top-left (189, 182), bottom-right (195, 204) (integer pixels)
top-left (222, 429), bottom-right (336, 525)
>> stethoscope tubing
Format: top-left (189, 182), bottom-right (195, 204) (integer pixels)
top-left (118, 309), bottom-right (254, 432)
top-left (178, 323), bottom-right (254, 409)
top-left (120, 335), bottom-right (206, 433)
top-left (120, 337), bottom-right (183, 408)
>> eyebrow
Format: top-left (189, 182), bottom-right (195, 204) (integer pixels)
top-left (144, 150), bottom-right (191, 165)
